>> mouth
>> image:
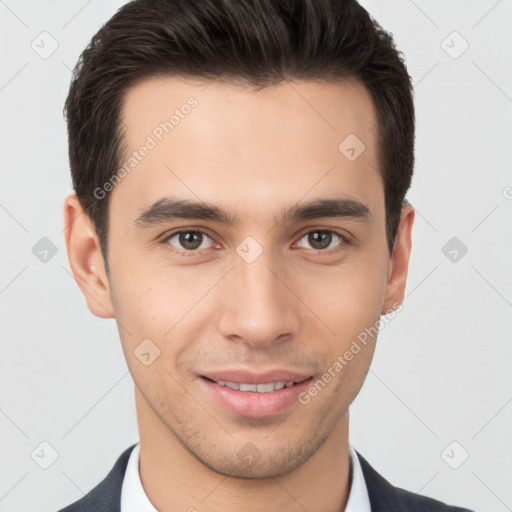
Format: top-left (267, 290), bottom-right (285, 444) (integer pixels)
top-left (198, 374), bottom-right (314, 418)
top-left (200, 375), bottom-right (312, 393)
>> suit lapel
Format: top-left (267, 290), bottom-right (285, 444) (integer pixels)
top-left (59, 443), bottom-right (136, 512)
top-left (355, 450), bottom-right (408, 512)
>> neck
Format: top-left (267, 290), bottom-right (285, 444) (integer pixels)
top-left (135, 386), bottom-right (352, 512)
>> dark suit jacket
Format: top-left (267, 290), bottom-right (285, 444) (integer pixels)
top-left (57, 443), bottom-right (475, 511)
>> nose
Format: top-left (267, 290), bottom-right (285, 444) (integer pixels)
top-left (216, 246), bottom-right (301, 349)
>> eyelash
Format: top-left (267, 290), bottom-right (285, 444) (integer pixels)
top-left (162, 228), bottom-right (350, 257)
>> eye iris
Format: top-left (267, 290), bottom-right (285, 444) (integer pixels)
top-left (308, 231), bottom-right (332, 250)
top-left (179, 231), bottom-right (202, 250)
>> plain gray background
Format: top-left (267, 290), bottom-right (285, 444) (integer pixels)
top-left (1, 1), bottom-right (511, 511)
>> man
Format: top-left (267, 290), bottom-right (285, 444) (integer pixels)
top-left (59, 0), bottom-right (475, 510)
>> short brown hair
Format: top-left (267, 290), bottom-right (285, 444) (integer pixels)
top-left (64, 0), bottom-right (415, 273)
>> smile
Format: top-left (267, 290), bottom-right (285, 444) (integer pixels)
top-left (199, 376), bottom-right (314, 418)
top-left (202, 376), bottom-right (310, 393)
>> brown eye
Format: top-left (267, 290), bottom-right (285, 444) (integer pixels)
top-left (296, 230), bottom-right (345, 251)
top-left (166, 230), bottom-right (213, 252)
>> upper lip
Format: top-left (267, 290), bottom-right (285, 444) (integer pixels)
top-left (201, 369), bottom-right (313, 385)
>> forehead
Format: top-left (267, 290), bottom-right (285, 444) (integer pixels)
top-left (113, 76), bottom-right (381, 225)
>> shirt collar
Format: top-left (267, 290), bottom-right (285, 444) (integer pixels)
top-left (121, 442), bottom-right (371, 511)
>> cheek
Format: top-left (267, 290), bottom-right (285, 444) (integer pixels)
top-left (302, 270), bottom-right (385, 403)
top-left (296, 256), bottom-right (388, 338)
top-left (109, 260), bottom-right (213, 369)
top-left (110, 254), bottom-right (203, 325)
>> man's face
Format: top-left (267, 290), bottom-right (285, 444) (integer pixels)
top-left (78, 76), bottom-right (410, 478)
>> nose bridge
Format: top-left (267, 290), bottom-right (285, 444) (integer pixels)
top-left (217, 239), bottom-right (300, 347)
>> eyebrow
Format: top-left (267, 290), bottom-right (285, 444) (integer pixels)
top-left (134, 195), bottom-right (372, 228)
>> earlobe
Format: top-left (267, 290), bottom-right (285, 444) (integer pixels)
top-left (381, 203), bottom-right (415, 315)
top-left (63, 193), bottom-right (115, 319)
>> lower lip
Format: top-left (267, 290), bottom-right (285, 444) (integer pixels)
top-left (199, 377), bottom-right (313, 418)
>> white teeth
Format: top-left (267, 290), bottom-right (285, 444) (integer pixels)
top-left (214, 380), bottom-right (291, 392)
top-left (240, 383), bottom-right (257, 392)
top-left (256, 383), bottom-right (274, 393)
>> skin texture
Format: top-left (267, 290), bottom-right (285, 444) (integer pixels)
top-left (63, 76), bottom-right (414, 512)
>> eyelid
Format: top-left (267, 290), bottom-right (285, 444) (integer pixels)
top-left (295, 226), bottom-right (351, 242)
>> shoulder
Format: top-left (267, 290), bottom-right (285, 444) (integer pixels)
top-left (355, 450), bottom-right (475, 512)
top-left (56, 444), bottom-right (137, 512)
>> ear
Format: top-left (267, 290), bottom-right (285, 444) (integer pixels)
top-left (63, 193), bottom-right (114, 319)
top-left (381, 202), bottom-right (415, 315)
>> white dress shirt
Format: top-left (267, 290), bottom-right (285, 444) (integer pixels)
top-left (121, 441), bottom-right (371, 511)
